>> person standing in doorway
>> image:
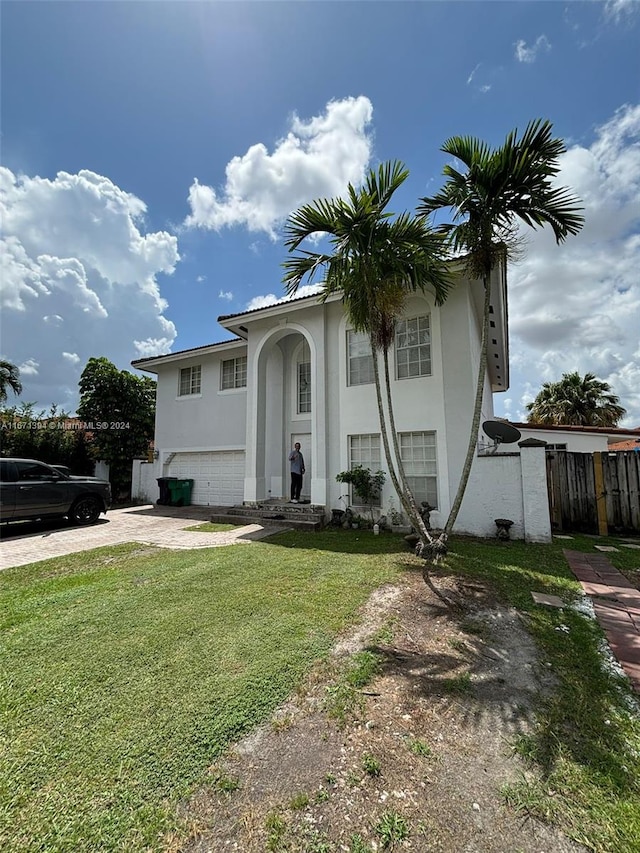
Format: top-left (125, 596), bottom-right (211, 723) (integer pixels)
top-left (288, 442), bottom-right (305, 503)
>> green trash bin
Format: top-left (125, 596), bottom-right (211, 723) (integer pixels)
top-left (168, 478), bottom-right (193, 507)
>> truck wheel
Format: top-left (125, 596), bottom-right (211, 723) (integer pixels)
top-left (70, 496), bottom-right (102, 525)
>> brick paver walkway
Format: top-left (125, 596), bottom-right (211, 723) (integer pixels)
top-left (0, 505), bottom-right (281, 570)
top-left (564, 549), bottom-right (640, 693)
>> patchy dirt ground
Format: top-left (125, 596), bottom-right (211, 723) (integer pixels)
top-left (177, 570), bottom-right (586, 853)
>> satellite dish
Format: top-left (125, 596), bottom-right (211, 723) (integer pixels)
top-left (482, 420), bottom-right (522, 453)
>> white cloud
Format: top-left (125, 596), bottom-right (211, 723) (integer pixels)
top-left (246, 283), bottom-right (323, 312)
top-left (133, 334), bottom-right (176, 358)
top-left (219, 290), bottom-right (233, 301)
top-left (0, 167), bottom-right (180, 411)
top-left (604, 0), bottom-right (637, 22)
top-left (514, 35), bottom-right (551, 63)
top-left (18, 358), bottom-right (39, 376)
top-left (466, 63), bottom-right (481, 85)
top-left (184, 96), bottom-right (374, 238)
top-left (497, 104), bottom-right (640, 427)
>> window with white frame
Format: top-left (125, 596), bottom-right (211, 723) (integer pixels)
top-left (298, 362), bottom-right (311, 413)
top-left (297, 341), bottom-right (311, 414)
top-left (221, 356), bottom-right (247, 390)
top-left (348, 434), bottom-right (382, 506)
top-left (399, 431), bottom-right (438, 508)
top-left (347, 330), bottom-right (374, 386)
top-left (179, 365), bottom-right (201, 396)
top-left (395, 315), bottom-right (431, 379)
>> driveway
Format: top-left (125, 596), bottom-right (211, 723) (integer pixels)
top-left (0, 505), bottom-right (280, 570)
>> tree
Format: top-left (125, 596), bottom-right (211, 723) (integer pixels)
top-left (336, 465), bottom-right (386, 525)
top-left (77, 357), bottom-right (156, 499)
top-left (526, 372), bottom-right (626, 427)
top-left (0, 359), bottom-right (22, 403)
top-left (0, 402), bottom-right (94, 474)
top-left (419, 119), bottom-right (584, 536)
top-left (283, 161), bottom-right (452, 593)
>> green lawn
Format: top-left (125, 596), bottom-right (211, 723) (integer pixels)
top-left (445, 533), bottom-right (640, 853)
top-left (0, 532), bottom-right (405, 852)
top-left (1, 529), bottom-right (639, 852)
top-left (182, 521), bottom-right (242, 532)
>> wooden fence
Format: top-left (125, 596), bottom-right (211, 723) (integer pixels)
top-left (546, 450), bottom-right (640, 534)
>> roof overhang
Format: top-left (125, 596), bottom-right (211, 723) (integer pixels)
top-left (217, 290), bottom-right (342, 337)
top-left (131, 338), bottom-right (245, 374)
top-left (469, 258), bottom-right (509, 393)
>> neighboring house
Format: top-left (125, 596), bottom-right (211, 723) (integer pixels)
top-left (608, 436), bottom-right (640, 452)
top-left (132, 261), bottom-right (552, 540)
top-left (498, 423), bottom-right (640, 454)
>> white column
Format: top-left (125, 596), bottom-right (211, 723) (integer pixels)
top-left (243, 338), bottom-right (263, 504)
top-left (519, 438), bottom-right (551, 543)
top-left (311, 325), bottom-right (327, 506)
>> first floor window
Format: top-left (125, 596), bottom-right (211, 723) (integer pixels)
top-left (179, 365), bottom-right (201, 396)
top-left (348, 434), bottom-right (382, 506)
top-left (395, 315), bottom-right (431, 379)
top-left (347, 330), bottom-right (374, 386)
top-left (399, 431), bottom-right (438, 508)
top-left (221, 356), bottom-right (247, 389)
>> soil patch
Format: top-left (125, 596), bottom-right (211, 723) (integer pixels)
top-left (178, 570), bottom-right (586, 852)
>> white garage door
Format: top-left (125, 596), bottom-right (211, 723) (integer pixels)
top-left (168, 451), bottom-right (245, 506)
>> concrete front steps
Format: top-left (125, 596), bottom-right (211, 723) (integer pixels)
top-left (209, 500), bottom-right (326, 531)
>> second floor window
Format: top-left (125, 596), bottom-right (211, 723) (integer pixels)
top-left (221, 356), bottom-right (247, 390)
top-left (298, 361), bottom-right (311, 413)
top-left (347, 330), bottom-right (374, 386)
top-left (179, 365), bottom-right (201, 396)
top-left (395, 315), bottom-right (431, 379)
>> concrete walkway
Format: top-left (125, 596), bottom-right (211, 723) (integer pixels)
top-left (564, 549), bottom-right (640, 693)
top-left (0, 505), bottom-right (282, 570)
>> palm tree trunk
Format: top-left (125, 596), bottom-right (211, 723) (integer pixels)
top-left (369, 337), bottom-right (423, 536)
top-left (373, 342), bottom-right (451, 605)
top-left (382, 349), bottom-right (433, 543)
top-left (443, 273), bottom-right (491, 535)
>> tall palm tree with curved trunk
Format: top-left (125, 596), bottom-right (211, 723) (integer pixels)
top-left (527, 371), bottom-right (626, 427)
top-left (419, 119), bottom-right (584, 536)
top-left (0, 359), bottom-right (22, 404)
top-left (282, 161), bottom-right (452, 591)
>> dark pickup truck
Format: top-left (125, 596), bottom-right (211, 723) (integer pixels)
top-left (0, 458), bottom-right (111, 525)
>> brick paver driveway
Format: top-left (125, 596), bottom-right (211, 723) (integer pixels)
top-left (0, 505), bottom-right (279, 570)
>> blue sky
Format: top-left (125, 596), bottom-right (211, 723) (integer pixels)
top-left (2, 0), bottom-right (639, 426)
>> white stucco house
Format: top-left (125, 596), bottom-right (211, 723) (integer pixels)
top-left (509, 422), bottom-right (640, 453)
top-left (132, 260), bottom-right (553, 540)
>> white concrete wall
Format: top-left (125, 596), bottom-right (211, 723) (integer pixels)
top-left (154, 344), bottom-right (248, 451)
top-left (131, 459), bottom-right (160, 503)
top-left (94, 460), bottom-right (110, 481)
top-left (455, 453), bottom-right (524, 538)
top-left (455, 441), bottom-right (551, 542)
top-left (514, 427), bottom-right (609, 453)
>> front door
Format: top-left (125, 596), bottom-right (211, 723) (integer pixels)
top-left (290, 433), bottom-right (311, 501)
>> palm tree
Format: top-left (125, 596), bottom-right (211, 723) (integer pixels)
top-left (419, 119), bottom-right (584, 535)
top-left (282, 161), bottom-right (452, 580)
top-left (0, 359), bottom-right (22, 404)
top-left (527, 372), bottom-right (626, 427)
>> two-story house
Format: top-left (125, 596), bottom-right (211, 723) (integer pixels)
top-left (132, 260), bottom-right (522, 535)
